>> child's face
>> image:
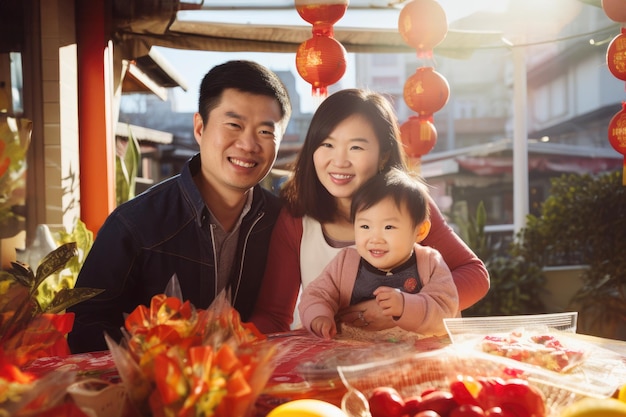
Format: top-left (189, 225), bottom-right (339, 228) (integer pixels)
top-left (354, 196), bottom-right (422, 272)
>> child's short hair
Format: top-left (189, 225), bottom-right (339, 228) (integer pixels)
top-left (350, 168), bottom-right (430, 226)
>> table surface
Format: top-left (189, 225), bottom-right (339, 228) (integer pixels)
top-left (21, 329), bottom-right (626, 417)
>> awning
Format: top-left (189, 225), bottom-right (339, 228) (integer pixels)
top-left (457, 155), bottom-right (622, 175)
top-left (420, 138), bottom-right (623, 179)
top-left (116, 122), bottom-right (174, 145)
top-left (111, 0), bottom-right (611, 59)
top-left (121, 47), bottom-right (188, 100)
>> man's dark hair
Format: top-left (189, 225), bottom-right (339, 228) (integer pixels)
top-left (197, 60), bottom-right (292, 129)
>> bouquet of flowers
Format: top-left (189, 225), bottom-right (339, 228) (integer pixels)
top-left (106, 277), bottom-right (282, 417)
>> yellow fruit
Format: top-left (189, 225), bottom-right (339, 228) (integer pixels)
top-left (560, 397), bottom-right (626, 417)
top-left (266, 399), bottom-right (348, 417)
top-left (619, 384), bottom-right (626, 403)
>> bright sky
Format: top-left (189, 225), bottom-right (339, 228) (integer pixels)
top-left (155, 0), bottom-right (575, 115)
top-left (155, 48), bottom-right (356, 114)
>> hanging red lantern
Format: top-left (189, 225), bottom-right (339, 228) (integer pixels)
top-left (400, 115), bottom-right (437, 158)
top-left (403, 66), bottom-right (450, 116)
top-left (295, 0), bottom-right (349, 97)
top-left (602, 0), bottom-right (626, 23)
top-left (296, 35), bottom-right (347, 97)
top-left (296, 0), bottom-right (349, 37)
top-left (607, 28), bottom-right (626, 81)
top-left (398, 0), bottom-right (448, 58)
top-left (608, 102), bottom-right (626, 185)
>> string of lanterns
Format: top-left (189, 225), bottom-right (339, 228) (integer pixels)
top-left (294, 0), bottom-right (450, 164)
top-left (602, 0), bottom-right (626, 185)
top-left (295, 0), bottom-right (348, 98)
top-left (397, 0), bottom-right (449, 164)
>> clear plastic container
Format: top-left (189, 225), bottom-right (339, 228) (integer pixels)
top-left (337, 349), bottom-right (587, 417)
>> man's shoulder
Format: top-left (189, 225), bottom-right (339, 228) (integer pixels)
top-left (109, 174), bottom-right (192, 227)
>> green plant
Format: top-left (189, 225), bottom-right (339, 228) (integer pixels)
top-left (452, 200), bottom-right (490, 260)
top-left (116, 126), bottom-right (141, 205)
top-left (464, 253), bottom-right (546, 317)
top-left (0, 115), bottom-right (31, 239)
top-left (516, 171), bottom-right (626, 338)
top-left (0, 242), bottom-right (103, 341)
top-left (34, 219), bottom-right (94, 309)
top-left (452, 201), bottom-right (546, 317)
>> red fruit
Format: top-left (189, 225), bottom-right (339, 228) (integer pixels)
top-left (484, 406), bottom-right (517, 417)
top-left (414, 411), bottom-right (442, 417)
top-left (476, 378), bottom-right (546, 417)
top-left (403, 395), bottom-right (424, 415)
top-left (368, 387), bottom-right (406, 417)
top-left (421, 387), bottom-right (439, 397)
top-left (449, 380), bottom-right (481, 407)
top-left (449, 404), bottom-right (485, 417)
top-left (416, 390), bottom-right (457, 417)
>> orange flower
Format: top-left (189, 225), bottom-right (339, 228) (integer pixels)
top-left (113, 290), bottom-right (278, 417)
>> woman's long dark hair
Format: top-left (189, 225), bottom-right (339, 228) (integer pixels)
top-left (281, 89), bottom-right (408, 222)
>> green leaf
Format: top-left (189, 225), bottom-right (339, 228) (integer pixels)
top-left (32, 242), bottom-right (78, 295)
top-left (8, 260), bottom-right (35, 288)
top-left (44, 287), bottom-right (105, 314)
top-left (115, 126), bottom-right (141, 206)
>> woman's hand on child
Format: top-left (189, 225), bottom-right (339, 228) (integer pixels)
top-left (311, 317), bottom-right (337, 339)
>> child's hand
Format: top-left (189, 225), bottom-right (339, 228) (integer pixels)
top-left (310, 317), bottom-right (337, 339)
top-left (373, 286), bottom-right (405, 318)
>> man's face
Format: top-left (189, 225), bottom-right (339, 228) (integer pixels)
top-left (193, 88), bottom-right (284, 195)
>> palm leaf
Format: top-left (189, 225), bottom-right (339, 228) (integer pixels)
top-left (8, 260), bottom-right (35, 288)
top-left (44, 287), bottom-right (105, 314)
top-left (32, 242), bottom-right (78, 296)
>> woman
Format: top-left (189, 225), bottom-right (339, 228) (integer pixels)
top-left (250, 89), bottom-right (489, 334)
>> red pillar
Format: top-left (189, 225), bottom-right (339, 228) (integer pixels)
top-left (76, 0), bottom-right (115, 234)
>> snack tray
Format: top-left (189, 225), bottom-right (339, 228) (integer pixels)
top-left (443, 312), bottom-right (626, 398)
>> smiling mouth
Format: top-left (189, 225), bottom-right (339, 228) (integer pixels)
top-left (330, 173), bottom-right (354, 180)
top-left (229, 157), bottom-right (257, 168)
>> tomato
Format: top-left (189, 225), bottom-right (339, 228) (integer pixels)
top-left (449, 379), bottom-right (481, 407)
top-left (403, 395), bottom-right (424, 415)
top-left (414, 411), bottom-right (442, 417)
top-left (483, 406), bottom-right (516, 417)
top-left (415, 390), bottom-right (457, 417)
top-left (421, 387), bottom-right (439, 398)
top-left (476, 378), bottom-right (546, 417)
top-left (368, 387), bottom-right (406, 417)
top-left (449, 404), bottom-right (485, 417)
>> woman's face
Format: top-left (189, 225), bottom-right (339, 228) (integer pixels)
top-left (313, 113), bottom-right (381, 203)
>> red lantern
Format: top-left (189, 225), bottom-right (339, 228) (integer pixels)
top-left (295, 0), bottom-right (349, 97)
top-left (607, 29), bottom-right (626, 81)
top-left (296, 0), bottom-right (348, 37)
top-left (403, 66), bottom-right (450, 116)
top-left (398, 0), bottom-right (448, 58)
top-left (602, 0), bottom-right (626, 23)
top-left (296, 35), bottom-right (347, 97)
top-left (608, 102), bottom-right (626, 185)
top-left (400, 115), bottom-right (437, 158)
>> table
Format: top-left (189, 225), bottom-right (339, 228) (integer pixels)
top-left (21, 329), bottom-right (450, 416)
top-left (20, 329), bottom-right (626, 417)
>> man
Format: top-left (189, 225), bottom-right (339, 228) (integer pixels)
top-left (67, 60), bottom-right (292, 353)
